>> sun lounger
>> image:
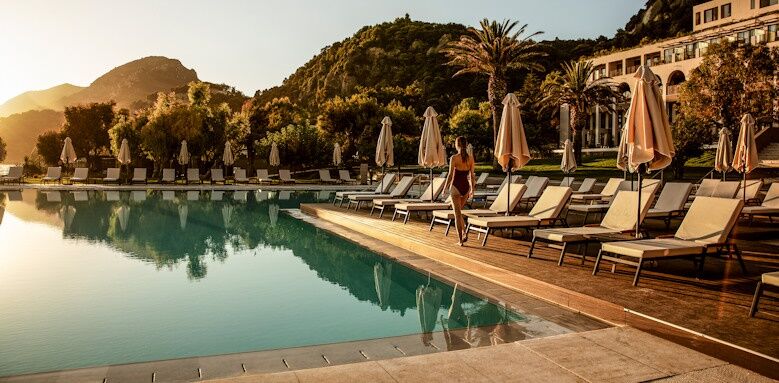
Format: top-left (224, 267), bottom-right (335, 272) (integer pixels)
top-left (571, 178), bottom-right (597, 194)
top-left (371, 177), bottom-right (446, 218)
top-left (256, 169), bottom-right (273, 184)
top-left (319, 169), bottom-right (340, 184)
top-left (693, 179), bottom-right (720, 198)
top-left (741, 183), bottom-right (779, 223)
top-left (333, 173), bottom-right (396, 206)
top-left (480, 175), bottom-right (522, 201)
top-left (103, 168), bottom-right (120, 183)
top-left (161, 168), bottom-right (176, 184)
top-left (475, 172), bottom-right (489, 188)
top-left (70, 167), bottom-right (88, 184)
top-left (750, 271), bottom-right (779, 317)
top-left (278, 169), bottom-right (296, 183)
top-left (559, 177), bottom-right (574, 187)
top-left (484, 174), bottom-right (521, 192)
top-left (430, 184), bottom-right (528, 235)
top-left (339, 170), bottom-right (357, 184)
top-left (466, 186), bottom-right (573, 246)
top-left (347, 176), bottom-right (415, 210)
top-left (593, 196), bottom-right (744, 286)
top-left (530, 191), bottom-right (654, 265)
top-left (644, 182), bottom-right (693, 228)
top-left (233, 168), bottom-right (249, 184)
top-left (518, 176), bottom-right (549, 208)
top-left (567, 180), bottom-right (660, 224)
top-left (737, 179), bottom-right (763, 205)
top-left (131, 168), bottom-right (147, 184)
top-left (570, 178), bottom-right (622, 203)
top-left (393, 196), bottom-right (454, 223)
top-left (0, 166), bottom-right (23, 184)
top-left (211, 169), bottom-right (225, 184)
top-left (187, 168), bottom-right (201, 184)
top-left (711, 181), bottom-right (740, 198)
top-left (42, 167), bottom-right (62, 184)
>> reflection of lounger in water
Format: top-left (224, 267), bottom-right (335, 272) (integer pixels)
top-left (162, 190), bottom-right (175, 201)
top-left (233, 191), bottom-right (248, 202)
top-left (105, 191), bottom-right (120, 201)
top-left (187, 191), bottom-right (199, 201)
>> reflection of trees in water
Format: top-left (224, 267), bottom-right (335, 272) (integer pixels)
top-left (21, 190), bottom-right (518, 325)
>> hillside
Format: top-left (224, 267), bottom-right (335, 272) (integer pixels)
top-left (0, 84), bottom-right (82, 117)
top-left (60, 56), bottom-right (199, 109)
top-left (0, 109), bottom-right (64, 162)
top-left (608, 0), bottom-right (708, 50)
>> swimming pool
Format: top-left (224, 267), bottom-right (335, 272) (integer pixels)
top-left (1, 189), bottom-right (586, 377)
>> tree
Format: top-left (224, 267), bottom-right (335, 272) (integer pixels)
top-left (109, 113), bottom-right (145, 164)
top-left (443, 19), bottom-right (545, 146)
top-left (679, 41), bottom-right (779, 134)
top-left (317, 93), bottom-right (383, 158)
top-left (61, 102), bottom-right (116, 167)
top-left (261, 124), bottom-right (330, 169)
top-left (670, 113), bottom-right (715, 179)
top-left (246, 97), bottom-right (307, 170)
top-left (35, 131), bottom-right (64, 166)
top-left (0, 136), bottom-right (6, 162)
top-left (517, 74), bottom-right (557, 155)
top-left (540, 60), bottom-right (622, 162)
top-left (447, 98), bottom-right (491, 160)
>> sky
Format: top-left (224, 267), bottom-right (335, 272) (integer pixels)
top-left (0, 0), bottom-right (644, 104)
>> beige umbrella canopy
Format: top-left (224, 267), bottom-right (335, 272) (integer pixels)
top-left (223, 142), bottom-right (234, 167)
top-left (332, 143), bottom-right (342, 166)
top-left (376, 116), bottom-right (394, 192)
top-left (560, 139), bottom-right (576, 174)
top-left (118, 139), bottom-right (131, 165)
top-left (495, 93), bottom-right (530, 215)
top-left (714, 128), bottom-right (733, 177)
top-left (621, 65), bottom-right (675, 237)
top-left (178, 140), bottom-right (190, 166)
top-left (60, 137), bottom-right (77, 165)
top-left (418, 106), bottom-right (447, 200)
top-left (732, 113), bottom-right (759, 202)
top-left (732, 114), bottom-right (759, 175)
top-left (269, 142), bottom-right (281, 167)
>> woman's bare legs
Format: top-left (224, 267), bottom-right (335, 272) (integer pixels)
top-left (450, 188), bottom-right (467, 245)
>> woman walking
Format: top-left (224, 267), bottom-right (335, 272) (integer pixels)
top-left (445, 136), bottom-right (475, 246)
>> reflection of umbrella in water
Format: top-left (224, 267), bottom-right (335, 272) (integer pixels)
top-left (416, 283), bottom-right (442, 334)
top-left (373, 262), bottom-right (392, 310)
top-left (222, 204), bottom-right (233, 228)
top-left (178, 204), bottom-right (188, 230)
top-left (269, 204), bottom-right (279, 227)
top-left (116, 205), bottom-right (130, 232)
top-left (60, 205), bottom-right (76, 231)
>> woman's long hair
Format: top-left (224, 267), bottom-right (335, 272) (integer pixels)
top-left (455, 136), bottom-right (468, 163)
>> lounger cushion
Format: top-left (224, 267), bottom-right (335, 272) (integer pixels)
top-left (467, 215), bottom-right (541, 228)
top-left (570, 193), bottom-right (606, 201)
top-left (336, 191), bottom-right (375, 198)
top-left (741, 206), bottom-right (779, 215)
top-left (533, 226), bottom-right (622, 242)
top-left (601, 238), bottom-right (705, 259)
top-left (433, 209), bottom-right (497, 220)
top-left (568, 203), bottom-right (610, 213)
top-left (373, 198), bottom-right (416, 206)
top-left (352, 193), bottom-right (393, 201)
top-left (396, 202), bottom-right (451, 211)
top-left (763, 271), bottom-right (779, 287)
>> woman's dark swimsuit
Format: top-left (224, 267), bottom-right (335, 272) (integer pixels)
top-left (452, 169), bottom-right (470, 196)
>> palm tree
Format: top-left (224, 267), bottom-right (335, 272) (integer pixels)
top-left (540, 60), bottom-right (622, 163)
top-left (443, 19), bottom-right (545, 146)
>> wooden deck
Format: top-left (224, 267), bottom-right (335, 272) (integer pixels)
top-left (301, 203), bottom-right (779, 377)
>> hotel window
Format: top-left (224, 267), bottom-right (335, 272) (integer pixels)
top-left (699, 40), bottom-right (709, 55)
top-left (738, 31), bottom-right (750, 45)
top-left (761, 0), bottom-right (779, 7)
top-left (674, 46), bottom-right (685, 61)
top-left (721, 4), bottom-right (731, 18)
top-left (685, 43), bottom-right (697, 59)
top-left (769, 24), bottom-right (779, 41)
top-left (704, 7), bottom-right (718, 23)
top-left (664, 49), bottom-right (674, 63)
top-left (752, 28), bottom-right (767, 44)
top-left (696, 12), bottom-right (701, 25)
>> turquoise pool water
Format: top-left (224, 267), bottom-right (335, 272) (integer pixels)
top-left (0, 189), bottom-right (574, 377)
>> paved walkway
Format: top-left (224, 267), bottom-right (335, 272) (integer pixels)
top-left (204, 327), bottom-right (771, 383)
top-left (300, 203), bottom-right (779, 376)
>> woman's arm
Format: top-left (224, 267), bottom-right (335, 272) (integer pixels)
top-left (444, 156), bottom-right (455, 191)
top-left (467, 157), bottom-right (476, 198)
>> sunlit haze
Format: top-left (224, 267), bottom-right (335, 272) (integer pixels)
top-left (0, 0), bottom-right (642, 103)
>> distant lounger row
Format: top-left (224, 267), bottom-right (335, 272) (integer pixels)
top-left (332, 173), bottom-right (778, 295)
top-left (0, 166), bottom-right (358, 185)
